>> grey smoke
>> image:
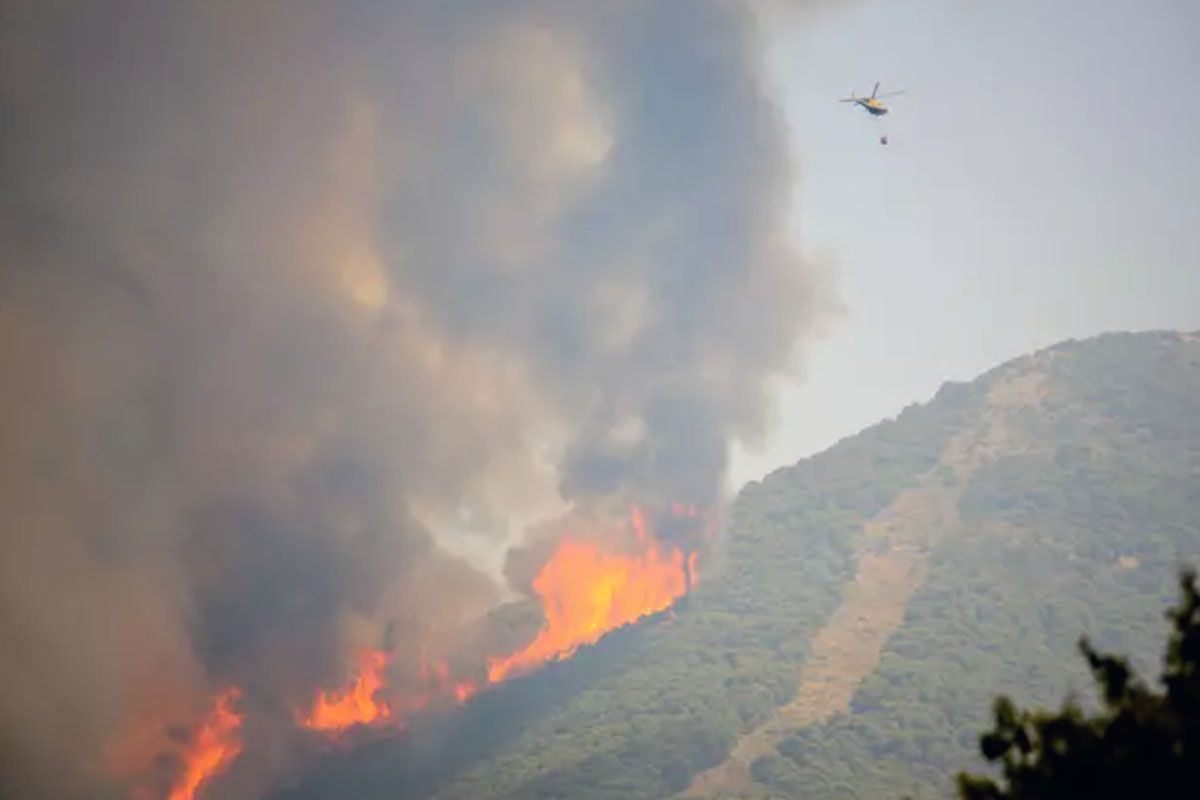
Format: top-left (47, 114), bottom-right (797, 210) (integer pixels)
top-left (0, 2), bottom-right (835, 798)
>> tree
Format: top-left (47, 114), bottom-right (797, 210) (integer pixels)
top-left (955, 569), bottom-right (1200, 799)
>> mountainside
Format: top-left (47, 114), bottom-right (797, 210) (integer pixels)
top-left (279, 330), bottom-right (1200, 800)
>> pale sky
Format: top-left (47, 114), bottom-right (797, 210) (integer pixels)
top-left (730, 0), bottom-right (1200, 489)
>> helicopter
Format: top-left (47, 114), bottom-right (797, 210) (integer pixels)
top-left (840, 82), bottom-right (904, 144)
top-left (839, 82), bottom-right (904, 116)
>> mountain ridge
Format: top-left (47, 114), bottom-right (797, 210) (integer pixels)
top-left (281, 329), bottom-right (1200, 800)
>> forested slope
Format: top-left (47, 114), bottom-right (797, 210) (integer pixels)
top-left (279, 330), bottom-right (1200, 800)
top-left (723, 331), bottom-right (1200, 799)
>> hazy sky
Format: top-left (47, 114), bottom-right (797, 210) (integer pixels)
top-left (730, 0), bottom-right (1200, 488)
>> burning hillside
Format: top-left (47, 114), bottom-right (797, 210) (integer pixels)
top-left (487, 512), bottom-right (695, 684)
top-left (165, 689), bottom-right (244, 800)
top-left (300, 651), bottom-right (392, 734)
top-left (0, 2), bottom-right (830, 798)
top-left (291, 507), bottom-right (699, 744)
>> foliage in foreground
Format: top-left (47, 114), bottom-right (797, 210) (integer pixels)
top-left (956, 569), bottom-right (1200, 799)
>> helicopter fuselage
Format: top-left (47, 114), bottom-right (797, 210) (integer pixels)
top-left (841, 85), bottom-right (901, 117)
top-left (855, 98), bottom-right (888, 115)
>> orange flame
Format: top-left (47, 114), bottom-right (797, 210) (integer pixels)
top-left (300, 649), bottom-right (392, 733)
top-left (166, 687), bottom-right (244, 800)
top-left (453, 679), bottom-right (478, 704)
top-left (298, 647), bottom-right (485, 737)
top-left (137, 504), bottom-right (703, 796)
top-left (299, 506), bottom-right (700, 737)
top-left (486, 523), bottom-right (690, 684)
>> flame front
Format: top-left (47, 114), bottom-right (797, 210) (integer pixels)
top-left (298, 507), bottom-right (698, 738)
top-left (166, 688), bottom-right (244, 800)
top-left (298, 647), bottom-right (483, 737)
top-left (300, 649), bottom-right (392, 733)
top-left (487, 527), bottom-right (690, 684)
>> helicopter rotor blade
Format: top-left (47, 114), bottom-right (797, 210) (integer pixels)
top-left (878, 90), bottom-right (906, 98)
top-left (871, 81), bottom-right (880, 98)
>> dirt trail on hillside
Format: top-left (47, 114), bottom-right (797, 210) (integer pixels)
top-left (680, 485), bottom-right (946, 798)
top-left (679, 363), bottom-right (1052, 799)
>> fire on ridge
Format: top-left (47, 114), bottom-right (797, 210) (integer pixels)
top-left (294, 506), bottom-right (702, 736)
top-left (151, 505), bottom-right (706, 798)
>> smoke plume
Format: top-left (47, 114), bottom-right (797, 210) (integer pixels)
top-left (0, 2), bottom-right (834, 797)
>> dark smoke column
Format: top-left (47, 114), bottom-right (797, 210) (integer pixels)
top-left (0, 2), bottom-right (834, 798)
top-left (413, 3), bottom-right (829, 515)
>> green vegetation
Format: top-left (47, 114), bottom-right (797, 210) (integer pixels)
top-left (955, 568), bottom-right (1200, 799)
top-left (746, 333), bottom-right (1200, 800)
top-left (279, 330), bottom-right (1200, 800)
